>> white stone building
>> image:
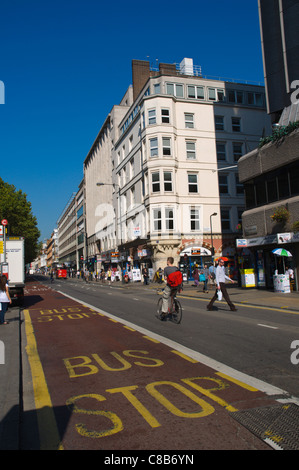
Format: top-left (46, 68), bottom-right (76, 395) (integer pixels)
top-left (105, 58), bottom-right (272, 274)
top-left (80, 58), bottom-right (271, 279)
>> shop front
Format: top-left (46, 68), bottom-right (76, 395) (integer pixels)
top-left (236, 232), bottom-right (298, 291)
top-left (179, 246), bottom-right (213, 282)
top-left (99, 250), bottom-right (119, 268)
top-left (134, 247), bottom-right (153, 281)
top-left (98, 250), bottom-right (122, 281)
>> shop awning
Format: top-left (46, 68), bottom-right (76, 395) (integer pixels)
top-left (237, 232), bottom-right (299, 248)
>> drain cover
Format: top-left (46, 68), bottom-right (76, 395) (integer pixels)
top-left (230, 403), bottom-right (299, 450)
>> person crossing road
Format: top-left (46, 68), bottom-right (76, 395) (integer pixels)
top-left (207, 258), bottom-right (237, 311)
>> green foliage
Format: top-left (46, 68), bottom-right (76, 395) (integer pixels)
top-left (0, 178), bottom-right (40, 264)
top-left (259, 121), bottom-right (299, 148)
top-left (292, 221), bottom-right (299, 233)
top-left (270, 206), bottom-right (290, 223)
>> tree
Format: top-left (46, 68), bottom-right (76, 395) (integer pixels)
top-left (0, 178), bottom-right (40, 264)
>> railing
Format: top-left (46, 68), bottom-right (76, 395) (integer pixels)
top-left (149, 61), bottom-right (264, 86)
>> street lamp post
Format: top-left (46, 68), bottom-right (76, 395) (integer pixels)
top-left (212, 165), bottom-right (238, 173)
top-left (210, 212), bottom-right (217, 259)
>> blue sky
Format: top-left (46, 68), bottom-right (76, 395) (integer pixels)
top-left (0, 0), bottom-right (264, 243)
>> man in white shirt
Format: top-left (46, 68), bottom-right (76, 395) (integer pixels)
top-left (207, 259), bottom-right (237, 311)
top-left (285, 266), bottom-right (294, 291)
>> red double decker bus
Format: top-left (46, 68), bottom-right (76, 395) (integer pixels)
top-left (52, 263), bottom-right (67, 279)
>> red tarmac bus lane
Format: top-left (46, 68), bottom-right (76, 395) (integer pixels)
top-left (23, 280), bottom-right (274, 450)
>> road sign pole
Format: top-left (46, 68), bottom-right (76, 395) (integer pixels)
top-left (3, 224), bottom-right (6, 263)
top-left (1, 220), bottom-right (8, 263)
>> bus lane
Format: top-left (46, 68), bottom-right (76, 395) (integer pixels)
top-left (23, 281), bottom-right (274, 450)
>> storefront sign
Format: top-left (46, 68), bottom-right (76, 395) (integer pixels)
top-left (138, 249), bottom-right (150, 258)
top-left (277, 233), bottom-right (292, 244)
top-left (111, 252), bottom-right (119, 263)
top-left (236, 239), bottom-right (247, 247)
top-left (237, 232), bottom-right (299, 248)
top-left (132, 268), bottom-right (141, 281)
top-left (181, 246), bottom-right (211, 256)
top-left (237, 234), bottom-right (277, 247)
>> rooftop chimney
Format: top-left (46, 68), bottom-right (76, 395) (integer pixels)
top-left (132, 60), bottom-right (151, 101)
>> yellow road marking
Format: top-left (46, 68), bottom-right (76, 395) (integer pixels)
top-left (23, 310), bottom-right (63, 450)
top-left (106, 385), bottom-right (161, 428)
top-left (171, 350), bottom-right (198, 363)
top-left (181, 377), bottom-right (238, 412)
top-left (143, 336), bottom-right (160, 343)
top-left (123, 326), bottom-right (136, 332)
top-left (146, 381), bottom-right (215, 418)
top-left (216, 372), bottom-right (258, 392)
top-left (25, 305), bottom-right (81, 311)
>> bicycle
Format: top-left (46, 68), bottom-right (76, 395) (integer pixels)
top-left (156, 289), bottom-right (182, 324)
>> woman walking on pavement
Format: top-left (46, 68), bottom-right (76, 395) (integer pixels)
top-left (192, 265), bottom-right (199, 287)
top-left (0, 275), bottom-right (12, 325)
top-left (207, 259), bottom-right (237, 311)
top-left (202, 264), bottom-right (209, 293)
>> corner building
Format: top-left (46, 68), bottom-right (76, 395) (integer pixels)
top-left (105, 58), bottom-right (271, 277)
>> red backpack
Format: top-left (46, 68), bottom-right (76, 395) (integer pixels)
top-left (167, 270), bottom-right (183, 287)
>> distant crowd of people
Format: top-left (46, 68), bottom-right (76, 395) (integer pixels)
top-left (48, 262), bottom-right (231, 290)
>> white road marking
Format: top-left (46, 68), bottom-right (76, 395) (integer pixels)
top-left (258, 324), bottom-right (278, 330)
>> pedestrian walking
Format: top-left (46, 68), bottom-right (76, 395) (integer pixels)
top-left (0, 275), bottom-right (12, 325)
top-left (209, 263), bottom-right (216, 287)
top-left (192, 265), bottom-right (199, 287)
top-left (201, 264), bottom-right (209, 293)
top-left (207, 259), bottom-right (237, 311)
top-left (107, 268), bottom-right (112, 285)
top-left (142, 267), bottom-right (149, 285)
top-left (285, 266), bottom-right (295, 291)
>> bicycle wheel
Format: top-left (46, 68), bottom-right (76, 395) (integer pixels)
top-left (156, 298), bottom-right (163, 320)
top-left (172, 299), bottom-right (182, 324)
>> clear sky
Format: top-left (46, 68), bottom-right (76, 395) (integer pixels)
top-left (0, 0), bottom-right (264, 243)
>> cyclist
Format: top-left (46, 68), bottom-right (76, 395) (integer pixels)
top-left (161, 257), bottom-right (182, 317)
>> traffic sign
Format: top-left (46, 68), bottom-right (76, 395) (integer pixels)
top-left (0, 226), bottom-right (8, 237)
top-left (1, 219), bottom-right (8, 226)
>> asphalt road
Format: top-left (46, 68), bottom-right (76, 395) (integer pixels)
top-left (38, 276), bottom-right (299, 399)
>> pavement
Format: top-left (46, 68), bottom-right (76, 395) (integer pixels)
top-left (0, 276), bottom-right (298, 450)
